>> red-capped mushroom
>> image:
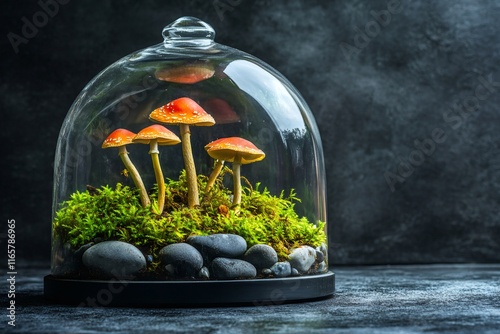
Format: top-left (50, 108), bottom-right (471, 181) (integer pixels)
top-left (205, 137), bottom-right (265, 206)
top-left (133, 125), bottom-right (181, 214)
top-left (149, 97), bottom-right (215, 208)
top-left (102, 129), bottom-right (151, 208)
top-left (203, 99), bottom-right (240, 125)
top-left (155, 62), bottom-right (215, 84)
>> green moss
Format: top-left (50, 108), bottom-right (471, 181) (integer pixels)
top-left (53, 169), bottom-right (326, 261)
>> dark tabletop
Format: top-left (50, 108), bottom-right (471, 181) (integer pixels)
top-left (3, 264), bottom-right (500, 333)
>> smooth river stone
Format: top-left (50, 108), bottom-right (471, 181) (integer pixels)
top-left (270, 261), bottom-right (292, 277)
top-left (243, 244), bottom-right (278, 270)
top-left (82, 241), bottom-right (146, 279)
top-left (211, 258), bottom-right (257, 279)
top-left (159, 243), bottom-right (203, 277)
top-left (187, 234), bottom-right (247, 261)
top-left (288, 246), bottom-right (317, 273)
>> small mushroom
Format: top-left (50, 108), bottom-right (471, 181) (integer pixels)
top-left (155, 62), bottom-right (215, 84)
top-left (205, 137), bottom-right (265, 207)
top-left (204, 139), bottom-right (225, 193)
top-left (149, 97), bottom-right (215, 208)
top-left (203, 99), bottom-right (240, 125)
top-left (204, 159), bottom-right (224, 193)
top-left (102, 129), bottom-right (151, 208)
top-left (133, 125), bottom-right (181, 214)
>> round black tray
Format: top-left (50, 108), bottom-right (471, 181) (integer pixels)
top-left (44, 271), bottom-right (334, 307)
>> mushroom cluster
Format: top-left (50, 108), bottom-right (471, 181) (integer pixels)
top-left (102, 96), bottom-right (265, 214)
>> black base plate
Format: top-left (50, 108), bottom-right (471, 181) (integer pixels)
top-left (44, 272), bottom-right (335, 307)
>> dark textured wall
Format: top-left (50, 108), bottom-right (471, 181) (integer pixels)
top-left (2, 0), bottom-right (500, 265)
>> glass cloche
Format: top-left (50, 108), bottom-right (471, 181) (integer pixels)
top-left (44, 17), bottom-right (334, 306)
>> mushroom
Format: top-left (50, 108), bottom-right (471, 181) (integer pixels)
top-left (204, 139), bottom-right (225, 193)
top-left (205, 159), bottom-right (224, 193)
top-left (102, 129), bottom-right (151, 208)
top-left (133, 125), bottom-right (181, 214)
top-left (155, 62), bottom-right (215, 84)
top-left (203, 99), bottom-right (240, 125)
top-left (150, 97), bottom-right (215, 208)
top-left (205, 137), bottom-right (265, 207)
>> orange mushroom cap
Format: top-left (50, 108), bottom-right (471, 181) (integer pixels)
top-left (155, 63), bottom-right (215, 84)
top-left (102, 129), bottom-right (136, 148)
top-left (203, 98), bottom-right (240, 124)
top-left (132, 124), bottom-right (181, 146)
top-left (205, 137), bottom-right (265, 164)
top-left (149, 97), bottom-right (215, 126)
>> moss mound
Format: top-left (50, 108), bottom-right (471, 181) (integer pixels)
top-left (53, 169), bottom-right (326, 260)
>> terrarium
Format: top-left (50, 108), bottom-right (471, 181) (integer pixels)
top-left (44, 17), bottom-right (334, 306)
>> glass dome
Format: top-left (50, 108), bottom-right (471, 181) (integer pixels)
top-left (45, 17), bottom-right (333, 306)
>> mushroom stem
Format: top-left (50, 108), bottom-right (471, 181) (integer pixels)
top-left (232, 158), bottom-right (242, 207)
top-left (118, 146), bottom-right (151, 208)
top-left (149, 140), bottom-right (165, 215)
top-left (205, 160), bottom-right (224, 193)
top-left (179, 124), bottom-right (200, 208)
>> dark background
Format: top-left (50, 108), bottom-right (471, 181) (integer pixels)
top-left (2, 0), bottom-right (500, 265)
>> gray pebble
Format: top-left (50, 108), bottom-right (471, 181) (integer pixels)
top-left (211, 258), bottom-right (257, 279)
top-left (69, 242), bottom-right (93, 272)
top-left (270, 261), bottom-right (292, 277)
top-left (198, 266), bottom-right (210, 279)
top-left (289, 246), bottom-right (316, 273)
top-left (291, 268), bottom-right (300, 276)
top-left (315, 261), bottom-right (327, 273)
top-left (51, 238), bottom-right (93, 277)
top-left (315, 250), bottom-right (325, 263)
top-left (75, 242), bottom-right (94, 259)
top-left (317, 243), bottom-right (328, 257)
top-left (243, 244), bottom-right (278, 270)
top-left (262, 268), bottom-right (273, 276)
top-left (82, 241), bottom-right (146, 279)
top-left (188, 234), bottom-right (247, 261)
top-left (159, 243), bottom-right (203, 277)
